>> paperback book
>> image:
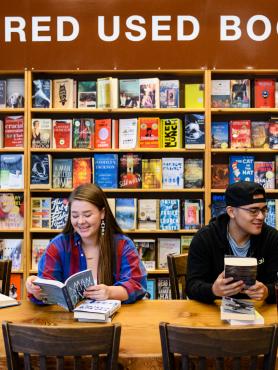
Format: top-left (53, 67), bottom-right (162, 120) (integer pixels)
top-left (0, 293), bottom-right (19, 308)
top-left (159, 80), bottom-right (179, 108)
top-left (52, 158), bottom-right (73, 189)
top-left (33, 269), bottom-right (94, 311)
top-left (2, 239), bottom-right (22, 271)
top-left (51, 198), bottom-right (69, 230)
top-left (157, 238), bottom-right (180, 269)
top-left (6, 78), bottom-right (24, 108)
top-left (139, 78), bottom-right (159, 108)
top-left (138, 117), bottom-right (160, 148)
top-left (133, 239), bottom-right (156, 270)
top-left (94, 154), bottom-right (118, 189)
top-left (74, 299), bottom-right (121, 322)
top-left (161, 118), bottom-right (182, 148)
top-left (224, 256), bottom-right (257, 288)
top-left (157, 277), bottom-right (171, 300)
top-left (211, 122), bottom-right (229, 149)
top-left (72, 157), bottom-right (92, 189)
top-left (0, 193), bottom-right (24, 229)
top-left (211, 80), bottom-right (231, 108)
top-left (31, 118), bottom-right (52, 148)
top-left (159, 199), bottom-right (180, 231)
top-left (229, 155), bottom-right (254, 184)
top-left (251, 121), bottom-right (269, 148)
top-left (184, 158), bottom-right (203, 188)
top-left (4, 115), bottom-right (24, 147)
top-left (72, 119), bottom-right (94, 149)
top-left (142, 159), bottom-right (162, 189)
top-left (31, 239), bottom-right (50, 271)
top-left (184, 113), bottom-right (205, 149)
top-left (77, 81), bottom-right (96, 108)
top-left (115, 198), bottom-right (137, 230)
top-left (32, 79), bottom-right (52, 108)
top-left (0, 154), bottom-right (24, 189)
top-left (220, 296), bottom-right (256, 322)
top-left (30, 154), bottom-right (52, 189)
top-left (230, 79), bottom-right (250, 108)
top-left (119, 153), bottom-right (142, 189)
top-left (119, 79), bottom-right (140, 108)
top-left (162, 157), bottom-right (184, 189)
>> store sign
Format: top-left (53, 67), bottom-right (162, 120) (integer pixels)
top-left (1, 0), bottom-right (278, 69)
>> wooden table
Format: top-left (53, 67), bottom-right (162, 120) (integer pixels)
top-left (0, 300), bottom-right (277, 370)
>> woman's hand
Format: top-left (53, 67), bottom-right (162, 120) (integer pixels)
top-left (26, 275), bottom-right (42, 300)
top-left (84, 284), bottom-right (111, 301)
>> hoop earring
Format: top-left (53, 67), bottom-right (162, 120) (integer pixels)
top-left (100, 219), bottom-right (106, 236)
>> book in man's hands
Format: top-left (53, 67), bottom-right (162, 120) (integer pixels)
top-left (33, 269), bottom-right (94, 311)
top-left (224, 256), bottom-right (257, 288)
top-left (73, 299), bottom-right (121, 322)
top-left (0, 293), bottom-right (19, 308)
top-left (220, 297), bottom-right (264, 325)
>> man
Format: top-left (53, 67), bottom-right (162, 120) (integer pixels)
top-left (186, 181), bottom-right (278, 303)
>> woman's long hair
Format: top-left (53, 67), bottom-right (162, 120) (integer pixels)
top-left (63, 183), bottom-right (123, 285)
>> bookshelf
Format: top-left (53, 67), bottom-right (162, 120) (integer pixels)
top-left (0, 70), bottom-right (28, 300)
top-left (25, 69), bottom-right (208, 294)
top-left (2, 68), bottom-right (277, 298)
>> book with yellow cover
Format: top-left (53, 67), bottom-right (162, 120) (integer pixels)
top-left (142, 159), bottom-right (162, 189)
top-left (185, 83), bottom-right (204, 108)
top-left (161, 118), bottom-right (182, 148)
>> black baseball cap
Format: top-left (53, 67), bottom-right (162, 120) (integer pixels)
top-left (225, 181), bottom-right (266, 207)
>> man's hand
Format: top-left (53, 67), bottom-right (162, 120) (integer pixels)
top-left (244, 281), bottom-right (268, 301)
top-left (212, 271), bottom-right (245, 297)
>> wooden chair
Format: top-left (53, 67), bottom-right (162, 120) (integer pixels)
top-left (2, 321), bottom-right (121, 370)
top-left (167, 253), bottom-right (188, 299)
top-left (0, 259), bottom-right (12, 296)
top-left (159, 322), bottom-right (278, 370)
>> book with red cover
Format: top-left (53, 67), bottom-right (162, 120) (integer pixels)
top-left (112, 119), bottom-right (119, 149)
top-left (94, 119), bottom-right (112, 149)
top-left (119, 153), bottom-right (142, 189)
top-left (138, 117), bottom-right (160, 148)
top-left (73, 157), bottom-right (92, 188)
top-left (254, 79), bottom-right (275, 108)
top-left (53, 119), bottom-right (72, 149)
top-left (4, 116), bottom-right (24, 147)
top-left (230, 120), bottom-right (251, 149)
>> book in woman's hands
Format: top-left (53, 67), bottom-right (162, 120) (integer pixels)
top-left (73, 299), bottom-right (121, 322)
top-left (33, 269), bottom-right (94, 311)
top-left (224, 256), bottom-right (257, 288)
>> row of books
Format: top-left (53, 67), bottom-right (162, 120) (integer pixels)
top-left (32, 77), bottom-right (204, 109)
top-left (211, 79), bottom-right (278, 108)
top-left (0, 79), bottom-right (24, 108)
top-left (31, 154), bottom-right (204, 190)
top-left (211, 195), bottom-right (278, 230)
top-left (212, 155), bottom-right (278, 189)
top-left (147, 277), bottom-right (172, 300)
top-left (30, 115), bottom-right (205, 150)
top-left (31, 197), bottom-right (204, 232)
top-left (212, 120), bottom-right (278, 149)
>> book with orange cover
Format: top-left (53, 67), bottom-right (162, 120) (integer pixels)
top-left (72, 157), bottom-right (92, 188)
top-left (9, 273), bottom-right (22, 300)
top-left (138, 117), bottom-right (160, 148)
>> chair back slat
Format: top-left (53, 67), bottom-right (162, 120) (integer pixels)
top-left (74, 356), bottom-right (82, 370)
top-left (159, 323), bottom-right (278, 370)
top-left (2, 321), bottom-right (121, 370)
top-left (0, 259), bottom-right (12, 296)
top-left (167, 253), bottom-right (188, 299)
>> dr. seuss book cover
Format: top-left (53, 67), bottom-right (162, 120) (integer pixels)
top-left (229, 155), bottom-right (254, 184)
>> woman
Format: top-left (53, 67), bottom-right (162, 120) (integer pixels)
top-left (26, 183), bottom-right (147, 303)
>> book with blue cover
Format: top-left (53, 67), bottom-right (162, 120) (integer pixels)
top-left (265, 199), bottom-right (275, 228)
top-left (211, 122), bottom-right (229, 148)
top-left (229, 155), bottom-right (254, 184)
top-left (211, 194), bottom-right (226, 218)
top-left (115, 198), bottom-right (137, 230)
top-left (184, 113), bottom-right (205, 149)
top-left (51, 198), bottom-right (69, 230)
top-left (146, 279), bottom-right (156, 300)
top-left (159, 199), bottom-right (180, 230)
top-left (94, 154), bottom-right (118, 189)
top-left (30, 154), bottom-right (51, 189)
top-left (0, 154), bottom-right (24, 189)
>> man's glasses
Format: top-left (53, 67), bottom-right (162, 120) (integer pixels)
top-left (236, 206), bottom-right (268, 217)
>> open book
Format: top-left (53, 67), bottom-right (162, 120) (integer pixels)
top-left (33, 269), bottom-right (94, 311)
top-left (73, 299), bottom-right (121, 322)
top-left (0, 293), bottom-right (19, 308)
top-left (224, 256), bottom-right (257, 288)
